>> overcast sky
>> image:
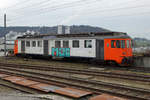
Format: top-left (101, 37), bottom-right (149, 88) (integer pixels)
top-left (0, 0), bottom-right (150, 39)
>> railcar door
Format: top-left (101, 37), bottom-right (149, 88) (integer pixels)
top-left (104, 39), bottom-right (122, 64)
top-left (21, 40), bottom-right (25, 53)
top-left (43, 40), bottom-right (49, 55)
top-left (96, 40), bottom-right (104, 60)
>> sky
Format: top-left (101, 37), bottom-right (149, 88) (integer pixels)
top-left (0, 0), bottom-right (150, 39)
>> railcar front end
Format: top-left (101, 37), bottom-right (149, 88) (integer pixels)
top-left (104, 38), bottom-right (133, 65)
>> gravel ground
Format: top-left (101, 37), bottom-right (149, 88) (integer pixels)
top-left (0, 85), bottom-right (22, 94)
top-left (0, 85), bottom-right (44, 100)
top-left (0, 95), bottom-right (48, 100)
top-left (0, 85), bottom-right (72, 100)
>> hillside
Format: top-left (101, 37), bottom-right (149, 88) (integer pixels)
top-left (133, 37), bottom-right (150, 47)
top-left (0, 25), bottom-right (110, 37)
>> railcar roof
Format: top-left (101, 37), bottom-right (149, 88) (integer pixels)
top-left (17, 32), bottom-right (129, 39)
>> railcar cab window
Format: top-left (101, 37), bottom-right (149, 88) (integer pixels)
top-left (85, 40), bottom-right (92, 48)
top-left (38, 41), bottom-right (42, 47)
top-left (116, 40), bottom-right (121, 48)
top-left (130, 40), bottom-right (132, 48)
top-left (111, 40), bottom-right (116, 48)
top-left (26, 41), bottom-right (30, 47)
top-left (55, 41), bottom-right (61, 48)
top-left (111, 40), bottom-right (121, 48)
top-left (63, 40), bottom-right (69, 48)
top-left (72, 40), bottom-right (79, 48)
top-left (121, 40), bottom-right (125, 48)
top-left (126, 40), bottom-right (130, 48)
top-left (32, 41), bottom-right (36, 47)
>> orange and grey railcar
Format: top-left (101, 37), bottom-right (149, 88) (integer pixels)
top-left (14, 32), bottom-right (133, 65)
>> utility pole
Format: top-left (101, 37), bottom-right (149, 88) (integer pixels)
top-left (4, 14), bottom-right (6, 56)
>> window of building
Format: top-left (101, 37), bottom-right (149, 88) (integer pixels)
top-left (32, 41), bottom-right (36, 47)
top-left (26, 41), bottom-right (30, 47)
top-left (121, 40), bottom-right (125, 48)
top-left (126, 40), bottom-right (130, 48)
top-left (63, 41), bottom-right (69, 48)
top-left (55, 41), bottom-right (61, 48)
top-left (38, 41), bottom-right (42, 47)
top-left (84, 40), bottom-right (92, 48)
top-left (111, 40), bottom-right (116, 48)
top-left (72, 40), bottom-right (79, 48)
top-left (116, 40), bottom-right (121, 48)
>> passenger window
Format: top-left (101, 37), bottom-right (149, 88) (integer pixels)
top-left (121, 40), bottom-right (125, 48)
top-left (63, 41), bottom-right (69, 48)
top-left (126, 40), bottom-right (130, 48)
top-left (73, 40), bottom-right (79, 48)
top-left (26, 41), bottom-right (30, 47)
top-left (116, 40), bottom-right (121, 48)
top-left (32, 41), bottom-right (36, 47)
top-left (38, 41), bottom-right (42, 47)
top-left (55, 41), bottom-right (61, 48)
top-left (111, 40), bottom-right (116, 48)
top-left (85, 40), bottom-right (92, 48)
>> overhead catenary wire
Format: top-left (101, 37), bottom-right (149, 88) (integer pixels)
top-left (6, 0), bottom-right (150, 25)
top-left (7, 0), bottom-right (138, 22)
top-left (10, 0), bottom-right (144, 16)
top-left (8, 10), bottom-right (150, 25)
top-left (5, 0), bottom-right (33, 10)
top-left (82, 4), bottom-right (150, 15)
top-left (6, 0), bottom-right (53, 12)
top-left (8, 3), bottom-right (150, 24)
top-left (7, 0), bottom-right (99, 21)
top-left (9, 0), bottom-right (92, 16)
top-left (5, 0), bottom-right (140, 20)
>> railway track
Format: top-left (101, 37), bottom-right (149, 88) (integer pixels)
top-left (0, 65), bottom-right (149, 100)
top-left (93, 64), bottom-right (150, 73)
top-left (0, 63), bottom-right (150, 83)
top-left (113, 65), bottom-right (150, 73)
top-left (2, 57), bottom-right (150, 73)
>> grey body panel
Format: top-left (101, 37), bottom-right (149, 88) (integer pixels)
top-left (21, 41), bottom-right (25, 53)
top-left (43, 40), bottom-right (49, 55)
top-left (96, 39), bottom-right (104, 60)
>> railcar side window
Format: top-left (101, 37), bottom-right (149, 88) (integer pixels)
top-left (116, 40), bottom-right (121, 48)
top-left (32, 41), bottom-right (36, 47)
top-left (126, 40), bottom-right (130, 48)
top-left (63, 41), bottom-right (69, 48)
top-left (26, 41), bottom-right (30, 47)
top-left (38, 41), bottom-right (42, 47)
top-left (121, 40), bottom-right (125, 48)
top-left (111, 40), bottom-right (116, 48)
top-left (73, 40), bottom-right (79, 48)
top-left (55, 41), bottom-right (61, 48)
top-left (85, 40), bottom-right (92, 48)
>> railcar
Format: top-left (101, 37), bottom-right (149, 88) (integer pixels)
top-left (14, 32), bottom-right (133, 65)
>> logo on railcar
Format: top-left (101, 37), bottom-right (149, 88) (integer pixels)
top-left (52, 48), bottom-right (70, 57)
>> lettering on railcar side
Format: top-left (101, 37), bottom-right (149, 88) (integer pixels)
top-left (52, 48), bottom-right (70, 57)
